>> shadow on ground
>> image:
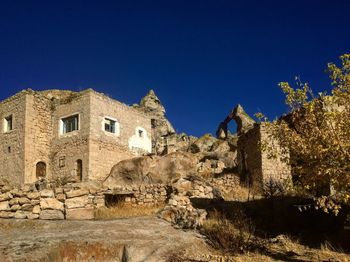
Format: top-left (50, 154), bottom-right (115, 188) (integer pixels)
top-left (191, 196), bottom-right (350, 253)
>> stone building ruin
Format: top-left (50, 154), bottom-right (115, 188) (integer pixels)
top-left (0, 88), bottom-right (174, 186)
top-left (216, 104), bottom-right (291, 189)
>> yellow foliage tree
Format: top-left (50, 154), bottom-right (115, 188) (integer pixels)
top-left (260, 54), bottom-right (350, 215)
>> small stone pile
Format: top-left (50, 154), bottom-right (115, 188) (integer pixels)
top-left (159, 176), bottom-right (222, 228)
top-left (210, 173), bottom-right (240, 189)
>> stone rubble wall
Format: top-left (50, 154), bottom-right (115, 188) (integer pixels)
top-left (210, 173), bottom-right (240, 192)
top-left (0, 183), bottom-right (168, 220)
top-left (160, 176), bottom-right (221, 229)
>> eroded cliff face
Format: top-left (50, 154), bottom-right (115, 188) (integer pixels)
top-left (134, 90), bottom-right (176, 155)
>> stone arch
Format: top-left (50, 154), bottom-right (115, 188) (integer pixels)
top-left (36, 161), bottom-right (47, 179)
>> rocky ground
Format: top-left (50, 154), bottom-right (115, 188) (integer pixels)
top-left (1, 215), bottom-right (349, 262)
top-left (0, 216), bottom-right (209, 262)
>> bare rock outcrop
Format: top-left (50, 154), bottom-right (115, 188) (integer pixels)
top-left (135, 90), bottom-right (176, 154)
top-left (104, 151), bottom-right (198, 187)
top-left (159, 175), bottom-right (222, 229)
top-left (216, 104), bottom-right (255, 138)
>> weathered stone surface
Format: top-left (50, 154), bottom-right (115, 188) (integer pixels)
top-left (27, 213), bottom-right (39, 220)
top-left (56, 193), bottom-right (66, 202)
top-left (39, 209), bottom-right (64, 220)
top-left (40, 189), bottom-right (54, 198)
top-left (32, 205), bottom-right (41, 214)
top-left (10, 189), bottom-right (25, 197)
top-left (0, 211), bottom-right (14, 218)
top-left (65, 189), bottom-right (89, 199)
top-left (27, 192), bottom-right (40, 200)
top-left (20, 204), bottom-right (33, 211)
top-left (189, 134), bottom-right (217, 153)
top-left (10, 204), bottom-right (21, 211)
top-left (18, 197), bottom-right (30, 205)
top-left (0, 217), bottom-right (209, 262)
top-left (40, 198), bottom-right (64, 211)
top-left (0, 192), bottom-right (12, 201)
top-left (173, 178), bottom-right (193, 194)
top-left (105, 151), bottom-right (198, 187)
top-left (14, 210), bottom-right (30, 219)
top-left (66, 207), bottom-right (94, 220)
top-left (136, 90), bottom-right (176, 154)
top-left (65, 195), bottom-right (89, 209)
top-left (0, 201), bottom-right (10, 211)
top-left (9, 198), bottom-right (18, 206)
top-left (31, 199), bottom-right (40, 205)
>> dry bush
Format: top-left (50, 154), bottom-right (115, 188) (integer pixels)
top-left (200, 209), bottom-right (264, 254)
top-left (94, 202), bottom-right (165, 219)
top-left (262, 178), bottom-right (292, 198)
top-left (221, 185), bottom-right (250, 201)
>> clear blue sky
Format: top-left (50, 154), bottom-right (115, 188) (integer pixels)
top-left (0, 1), bottom-right (349, 136)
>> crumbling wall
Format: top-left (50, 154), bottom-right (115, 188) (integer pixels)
top-left (0, 183), bottom-right (167, 220)
top-left (237, 123), bottom-right (291, 190)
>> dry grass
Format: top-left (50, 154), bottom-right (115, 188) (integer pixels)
top-left (0, 219), bottom-right (44, 231)
top-left (94, 202), bottom-right (165, 220)
top-left (200, 209), bottom-right (263, 255)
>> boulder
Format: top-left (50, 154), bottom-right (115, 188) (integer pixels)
top-left (40, 198), bottom-right (64, 211)
top-left (18, 197), bottom-right (30, 205)
top-left (0, 201), bottom-right (10, 211)
top-left (66, 207), bottom-right (94, 220)
top-left (105, 151), bottom-right (198, 187)
top-left (20, 204), bottom-right (33, 211)
top-left (14, 210), bottom-right (30, 219)
top-left (65, 189), bottom-right (89, 199)
top-left (40, 189), bottom-right (54, 198)
top-left (10, 204), bottom-right (20, 211)
top-left (27, 192), bottom-right (40, 200)
top-left (65, 195), bottom-right (89, 209)
top-left (27, 213), bottom-right (39, 220)
top-left (0, 192), bottom-right (12, 202)
top-left (39, 209), bottom-right (64, 220)
top-left (32, 205), bottom-right (41, 214)
top-left (189, 134), bottom-right (217, 153)
top-left (0, 211), bottom-right (14, 218)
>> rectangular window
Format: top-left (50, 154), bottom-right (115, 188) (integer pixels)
top-left (62, 114), bottom-right (79, 134)
top-left (4, 115), bottom-right (13, 132)
top-left (104, 118), bottom-right (116, 133)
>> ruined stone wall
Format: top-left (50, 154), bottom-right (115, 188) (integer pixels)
top-left (0, 91), bottom-right (27, 186)
top-left (260, 123), bottom-right (291, 182)
top-left (23, 92), bottom-right (53, 184)
top-left (237, 124), bottom-right (263, 188)
top-left (50, 93), bottom-right (90, 182)
top-left (0, 183), bottom-right (167, 220)
top-left (88, 91), bottom-right (152, 181)
top-left (237, 123), bottom-right (291, 190)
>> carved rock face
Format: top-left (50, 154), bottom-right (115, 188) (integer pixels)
top-left (139, 90), bottom-right (166, 116)
top-left (231, 104), bottom-right (255, 135)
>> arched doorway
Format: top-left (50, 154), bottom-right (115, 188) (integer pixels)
top-left (36, 162), bottom-right (46, 179)
top-left (75, 159), bottom-right (82, 181)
